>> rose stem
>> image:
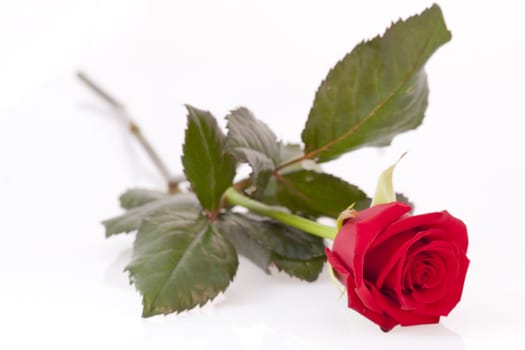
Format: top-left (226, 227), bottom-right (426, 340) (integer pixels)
top-left (224, 188), bottom-right (338, 240)
top-left (76, 71), bottom-right (183, 192)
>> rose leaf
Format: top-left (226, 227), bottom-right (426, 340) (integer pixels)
top-left (217, 213), bottom-right (273, 273)
top-left (126, 208), bottom-right (238, 317)
top-left (182, 105), bottom-right (236, 214)
top-left (225, 107), bottom-right (280, 196)
top-left (217, 212), bottom-right (325, 281)
top-left (103, 193), bottom-right (200, 237)
top-left (219, 212), bottom-right (325, 261)
top-left (119, 188), bottom-right (172, 209)
top-left (266, 170), bottom-right (370, 218)
top-left (301, 4), bottom-right (451, 162)
top-left (271, 254), bottom-right (326, 282)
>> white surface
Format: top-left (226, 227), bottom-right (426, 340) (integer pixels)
top-left (1, 1), bottom-right (524, 349)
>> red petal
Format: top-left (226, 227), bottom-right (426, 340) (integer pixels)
top-left (333, 202), bottom-right (410, 289)
top-left (419, 255), bottom-right (470, 316)
top-left (346, 266), bottom-right (398, 331)
top-left (326, 248), bottom-right (398, 331)
top-left (369, 285), bottom-right (440, 327)
top-left (325, 248), bottom-right (350, 285)
top-left (370, 211), bottom-right (468, 254)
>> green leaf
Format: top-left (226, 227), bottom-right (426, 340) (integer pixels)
top-left (219, 212), bottom-right (324, 261)
top-left (371, 154), bottom-right (404, 206)
top-left (272, 254), bottom-right (326, 282)
top-left (234, 148), bottom-right (274, 196)
top-left (225, 107), bottom-right (280, 163)
top-left (181, 105), bottom-right (236, 214)
top-left (225, 107), bottom-right (280, 195)
top-left (103, 193), bottom-right (200, 237)
top-left (119, 188), bottom-right (171, 209)
top-left (217, 214), bottom-right (272, 273)
top-left (271, 170), bottom-right (370, 218)
top-left (126, 209), bottom-right (238, 316)
top-left (261, 144), bottom-right (324, 202)
top-left (218, 212), bottom-right (325, 281)
top-left (301, 5), bottom-right (451, 162)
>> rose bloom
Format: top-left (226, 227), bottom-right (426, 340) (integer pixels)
top-left (325, 202), bottom-right (469, 331)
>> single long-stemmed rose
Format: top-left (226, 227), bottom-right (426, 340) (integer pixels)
top-left (81, 4), bottom-right (464, 324)
top-left (80, 69), bottom-right (469, 330)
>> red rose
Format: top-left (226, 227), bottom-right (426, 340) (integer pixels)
top-left (325, 202), bottom-right (469, 331)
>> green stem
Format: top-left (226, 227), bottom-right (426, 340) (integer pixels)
top-left (224, 188), bottom-right (338, 240)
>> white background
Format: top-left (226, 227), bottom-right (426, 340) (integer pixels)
top-left (1, 0), bottom-right (524, 349)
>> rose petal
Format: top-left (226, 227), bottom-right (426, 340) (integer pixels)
top-left (333, 202), bottom-right (410, 289)
top-left (325, 248), bottom-right (350, 285)
top-left (349, 277), bottom-right (399, 331)
top-left (403, 234), bottom-right (450, 290)
top-left (327, 248), bottom-right (383, 314)
top-left (369, 211), bottom-right (468, 254)
top-left (399, 239), bottom-right (469, 315)
top-left (369, 284), bottom-right (440, 327)
top-left (407, 252), bottom-right (448, 304)
top-left (370, 228), bottom-right (465, 311)
top-left (372, 230), bottom-right (435, 306)
top-left (410, 254), bottom-right (443, 289)
top-left (355, 282), bottom-right (384, 314)
top-left (326, 248), bottom-right (398, 331)
top-left (418, 255), bottom-right (469, 316)
top-left (366, 229), bottom-right (420, 289)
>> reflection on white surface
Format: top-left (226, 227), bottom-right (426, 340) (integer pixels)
top-left (111, 252), bottom-right (465, 350)
top-left (101, 244), bottom-right (466, 350)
